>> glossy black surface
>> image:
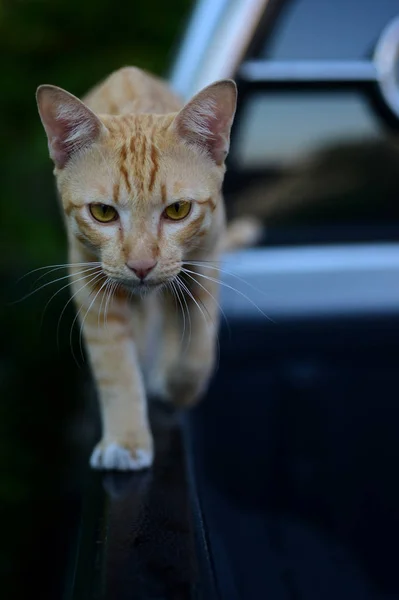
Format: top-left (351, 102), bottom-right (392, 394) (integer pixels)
top-left (66, 407), bottom-right (200, 600)
top-left (1, 275), bottom-right (199, 600)
top-left (186, 316), bottom-right (399, 599)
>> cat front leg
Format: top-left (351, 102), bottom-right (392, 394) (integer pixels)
top-left (165, 272), bottom-right (220, 408)
top-left (73, 280), bottom-right (153, 471)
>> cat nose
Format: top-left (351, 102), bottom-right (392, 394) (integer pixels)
top-left (126, 258), bottom-right (157, 281)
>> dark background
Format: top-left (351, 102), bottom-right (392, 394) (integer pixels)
top-left (2, 1), bottom-right (399, 598)
top-left (0, 2), bottom-right (192, 598)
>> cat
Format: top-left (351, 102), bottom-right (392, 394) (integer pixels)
top-left (36, 67), bottom-right (259, 471)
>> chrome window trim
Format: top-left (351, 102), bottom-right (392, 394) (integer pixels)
top-left (239, 60), bottom-right (377, 83)
top-left (221, 243), bottom-right (399, 319)
top-left (238, 15), bottom-right (399, 120)
top-left (169, 0), bottom-right (230, 99)
top-left (170, 0), bottom-right (399, 118)
top-left (169, 0), bottom-right (269, 100)
top-left (374, 16), bottom-right (399, 120)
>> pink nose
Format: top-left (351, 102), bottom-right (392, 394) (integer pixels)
top-left (126, 258), bottom-right (157, 281)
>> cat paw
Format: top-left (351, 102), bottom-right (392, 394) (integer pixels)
top-left (89, 442), bottom-right (153, 471)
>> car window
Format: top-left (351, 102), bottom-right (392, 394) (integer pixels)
top-left (236, 92), bottom-right (379, 167)
top-left (226, 0), bottom-right (399, 244)
top-left (262, 0), bottom-right (399, 60)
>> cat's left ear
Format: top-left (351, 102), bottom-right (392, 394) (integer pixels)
top-left (174, 80), bottom-right (237, 166)
top-left (36, 84), bottom-right (106, 169)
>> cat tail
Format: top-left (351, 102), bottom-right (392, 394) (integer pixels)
top-left (222, 216), bottom-right (264, 252)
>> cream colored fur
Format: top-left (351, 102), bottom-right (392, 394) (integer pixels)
top-left (36, 67), bottom-right (257, 471)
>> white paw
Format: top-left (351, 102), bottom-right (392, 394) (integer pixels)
top-left (89, 442), bottom-right (153, 471)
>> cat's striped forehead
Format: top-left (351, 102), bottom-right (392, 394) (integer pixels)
top-left (102, 113), bottom-right (174, 202)
top-left (94, 112), bottom-right (219, 208)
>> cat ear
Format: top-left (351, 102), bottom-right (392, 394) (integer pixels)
top-left (174, 80), bottom-right (237, 166)
top-left (36, 85), bottom-right (105, 168)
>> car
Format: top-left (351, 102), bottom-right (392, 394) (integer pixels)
top-left (66, 1), bottom-right (399, 598)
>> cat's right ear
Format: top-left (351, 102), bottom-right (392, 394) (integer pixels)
top-left (173, 79), bottom-right (237, 166)
top-left (36, 85), bottom-right (105, 169)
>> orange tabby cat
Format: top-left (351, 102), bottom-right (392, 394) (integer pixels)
top-left (36, 67), bottom-right (247, 471)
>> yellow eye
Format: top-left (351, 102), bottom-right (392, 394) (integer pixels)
top-left (164, 201), bottom-right (191, 221)
top-left (89, 203), bottom-right (118, 223)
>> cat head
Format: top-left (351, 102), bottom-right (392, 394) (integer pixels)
top-left (36, 79), bottom-right (237, 292)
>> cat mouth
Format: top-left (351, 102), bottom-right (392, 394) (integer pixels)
top-left (106, 271), bottom-right (177, 294)
top-left (115, 277), bottom-right (164, 295)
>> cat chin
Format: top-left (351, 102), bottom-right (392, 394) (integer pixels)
top-left (120, 280), bottom-right (163, 297)
top-left (115, 275), bottom-right (177, 297)
top-left (131, 285), bottom-right (158, 297)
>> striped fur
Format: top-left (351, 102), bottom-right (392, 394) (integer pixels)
top-left (37, 67), bottom-right (238, 471)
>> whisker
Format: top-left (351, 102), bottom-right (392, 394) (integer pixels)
top-left (167, 280), bottom-right (178, 311)
top-left (98, 278), bottom-right (110, 329)
top-left (101, 281), bottom-right (112, 333)
top-left (184, 260), bottom-right (269, 299)
top-left (15, 261), bottom-right (101, 284)
top-left (178, 275), bottom-right (221, 368)
top-left (174, 278), bottom-right (188, 342)
top-left (56, 270), bottom-right (103, 350)
top-left (183, 259), bottom-right (220, 264)
top-left (69, 273), bottom-right (105, 367)
top-left (104, 281), bottom-right (117, 332)
top-left (170, 279), bottom-right (186, 343)
top-left (13, 265), bottom-right (101, 305)
top-left (180, 268), bottom-right (230, 337)
top-left (108, 282), bottom-right (120, 329)
top-left (79, 277), bottom-right (109, 360)
top-left (179, 275), bottom-right (214, 327)
top-left (40, 268), bottom-right (103, 333)
top-left (106, 282), bottom-right (117, 331)
top-left (175, 276), bottom-right (192, 349)
top-left (176, 275), bottom-right (209, 342)
top-left (179, 272), bottom-right (222, 371)
top-left (182, 268), bottom-right (274, 323)
top-left (33, 262), bottom-right (100, 289)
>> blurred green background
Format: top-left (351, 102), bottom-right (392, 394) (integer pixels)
top-left (0, 1), bottom-right (192, 597)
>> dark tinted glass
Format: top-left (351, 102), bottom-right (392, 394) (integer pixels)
top-left (235, 92), bottom-right (378, 168)
top-left (262, 0), bottom-right (399, 60)
top-left (227, 1), bottom-right (399, 243)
